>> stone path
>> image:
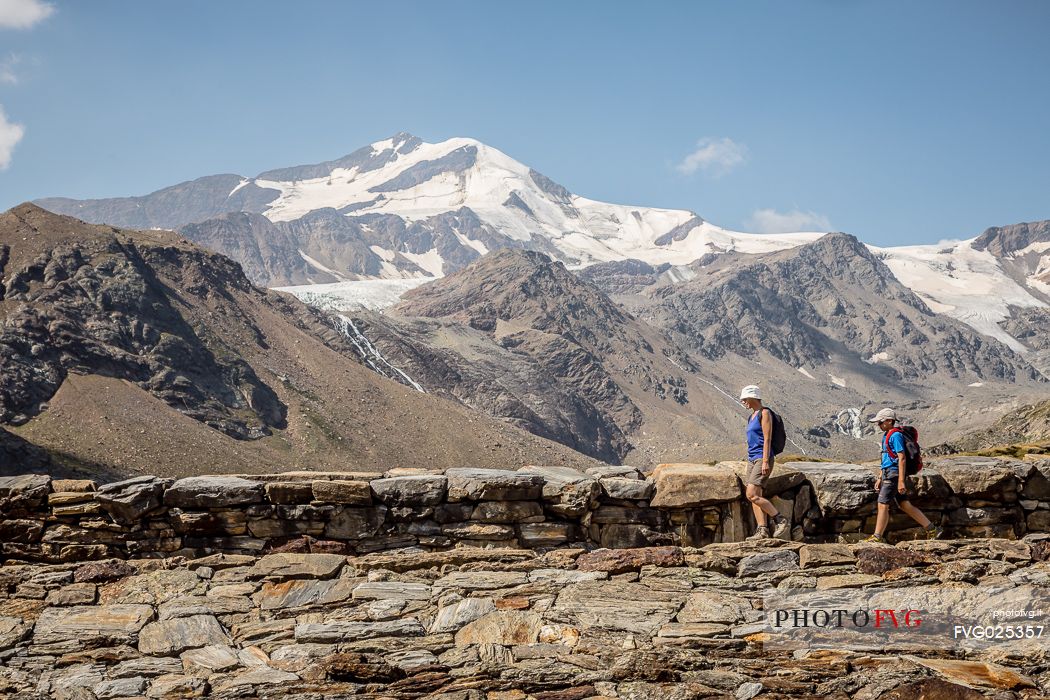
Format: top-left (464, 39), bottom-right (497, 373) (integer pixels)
top-left (2, 538), bottom-right (1049, 699)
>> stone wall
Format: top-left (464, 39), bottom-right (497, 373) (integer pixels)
top-left (2, 456), bottom-right (1049, 563)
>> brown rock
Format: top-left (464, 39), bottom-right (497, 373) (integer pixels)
top-left (799, 543), bottom-right (856, 569)
top-left (324, 652), bottom-right (405, 682)
top-left (264, 481), bottom-right (313, 505)
top-left (904, 656), bottom-right (1037, 690)
top-left (650, 464), bottom-right (741, 508)
top-left (311, 479), bottom-right (372, 505)
top-left (74, 560), bottom-right (136, 583)
top-left (855, 547), bottom-right (930, 575)
top-left (576, 546), bottom-right (684, 574)
top-left (880, 678), bottom-right (984, 700)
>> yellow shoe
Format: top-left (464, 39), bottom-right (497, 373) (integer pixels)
top-left (863, 534), bottom-right (888, 544)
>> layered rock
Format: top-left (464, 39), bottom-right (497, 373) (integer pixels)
top-left (1, 538), bottom-right (1047, 698)
top-left (1, 457), bottom-right (1048, 564)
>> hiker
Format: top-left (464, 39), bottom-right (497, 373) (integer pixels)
top-left (864, 408), bottom-right (943, 543)
top-left (740, 385), bottom-right (790, 540)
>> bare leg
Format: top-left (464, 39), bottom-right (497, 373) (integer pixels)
top-left (874, 502), bottom-right (891, 537)
top-left (746, 484), bottom-right (778, 527)
top-left (899, 501), bottom-right (932, 529)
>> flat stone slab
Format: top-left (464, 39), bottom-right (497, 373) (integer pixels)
top-left (139, 614), bottom-right (231, 655)
top-left (650, 464), bottom-right (741, 508)
top-left (255, 579), bottom-right (356, 611)
top-left (445, 468), bottom-right (544, 501)
top-left (550, 581), bottom-right (684, 635)
top-left (799, 543), bottom-right (856, 569)
top-left (33, 604), bottom-right (154, 645)
top-left (164, 476), bottom-right (264, 508)
top-left (430, 597), bottom-right (496, 634)
top-left (677, 590), bottom-right (754, 625)
top-left (737, 549), bottom-right (800, 576)
top-left (351, 581), bottom-right (431, 601)
top-left (294, 618), bottom-right (425, 643)
top-left (250, 553), bottom-right (346, 580)
top-left (311, 480), bottom-right (372, 505)
top-left (576, 546), bottom-right (684, 574)
top-left (369, 475), bottom-right (447, 506)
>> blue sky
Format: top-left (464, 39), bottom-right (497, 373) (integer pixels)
top-left (1, 0), bottom-right (1048, 245)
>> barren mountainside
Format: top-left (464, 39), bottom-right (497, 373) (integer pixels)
top-left (0, 204), bottom-right (601, 476)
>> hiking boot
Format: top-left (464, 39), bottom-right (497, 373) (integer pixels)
top-left (772, 515), bottom-right (791, 540)
top-left (863, 534), bottom-right (888, 544)
top-left (746, 526), bottom-right (770, 541)
top-left (926, 524), bottom-right (944, 540)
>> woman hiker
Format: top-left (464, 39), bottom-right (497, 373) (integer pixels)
top-left (864, 408), bottom-right (944, 543)
top-left (740, 385), bottom-right (790, 540)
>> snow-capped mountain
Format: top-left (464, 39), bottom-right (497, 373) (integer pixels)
top-left (35, 132), bottom-right (1050, 358)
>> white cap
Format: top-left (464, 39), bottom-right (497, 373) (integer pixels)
top-left (739, 385), bottom-right (761, 401)
top-left (868, 408), bottom-right (897, 423)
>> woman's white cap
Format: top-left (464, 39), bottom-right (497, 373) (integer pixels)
top-left (739, 385), bottom-right (761, 400)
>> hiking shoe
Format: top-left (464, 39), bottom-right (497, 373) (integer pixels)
top-left (746, 526), bottom-right (770, 541)
top-left (772, 515), bottom-right (791, 540)
top-left (863, 534), bottom-right (888, 544)
top-left (926, 524), bottom-right (944, 540)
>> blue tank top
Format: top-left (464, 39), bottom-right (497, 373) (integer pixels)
top-left (746, 410), bottom-right (765, 460)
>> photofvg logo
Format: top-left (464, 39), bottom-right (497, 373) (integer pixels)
top-left (761, 585), bottom-right (1050, 652)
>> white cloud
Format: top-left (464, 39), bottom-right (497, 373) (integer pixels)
top-left (0, 0), bottom-right (54, 29)
top-left (747, 208), bottom-right (833, 234)
top-left (0, 105), bottom-right (25, 169)
top-left (676, 137), bottom-right (747, 176)
top-left (0, 54), bottom-right (20, 84)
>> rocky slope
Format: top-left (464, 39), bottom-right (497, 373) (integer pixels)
top-left (931, 399), bottom-right (1050, 456)
top-left (0, 204), bottom-right (601, 477)
top-left (370, 250), bottom-right (756, 464)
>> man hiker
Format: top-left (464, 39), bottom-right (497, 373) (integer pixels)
top-left (740, 385), bottom-right (790, 540)
top-left (864, 408), bottom-right (943, 543)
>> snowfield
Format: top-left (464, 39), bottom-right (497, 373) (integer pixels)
top-left (257, 134), bottom-right (1048, 352)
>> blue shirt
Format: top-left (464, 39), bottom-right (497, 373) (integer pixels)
top-left (746, 410), bottom-right (766, 460)
top-left (880, 431), bottom-right (906, 475)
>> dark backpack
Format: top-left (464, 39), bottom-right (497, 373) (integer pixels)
top-left (764, 407), bottom-right (787, 456)
top-left (886, 425), bottom-right (923, 475)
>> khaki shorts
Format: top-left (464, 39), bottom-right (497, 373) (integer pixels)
top-left (746, 456), bottom-right (775, 487)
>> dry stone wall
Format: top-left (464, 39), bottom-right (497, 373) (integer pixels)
top-left (2, 456), bottom-right (1049, 563)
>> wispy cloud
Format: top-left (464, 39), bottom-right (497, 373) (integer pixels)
top-left (0, 54), bottom-right (21, 84)
top-left (676, 137), bottom-right (748, 177)
top-left (747, 208), bottom-right (833, 234)
top-left (0, 0), bottom-right (55, 29)
top-left (0, 105), bottom-right (25, 169)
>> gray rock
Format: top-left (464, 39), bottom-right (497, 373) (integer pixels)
top-left (109, 657), bottom-right (183, 678)
top-left (33, 604), bottom-right (154, 645)
top-left (325, 505), bottom-right (388, 539)
top-left (250, 553), bottom-right (346, 580)
top-left (600, 477), bottom-right (655, 500)
top-left (430, 597), bottom-right (496, 634)
top-left (519, 465), bottom-right (599, 516)
top-left (138, 614), bottom-right (231, 655)
top-left (180, 644), bottom-right (240, 672)
top-left (294, 618), bottom-right (425, 643)
top-left (550, 580), bottom-right (683, 634)
top-left (351, 581), bottom-right (432, 601)
top-left (791, 462), bottom-right (876, 516)
top-left (369, 475), bottom-right (447, 506)
top-left (737, 549), bottom-right (800, 576)
top-left (737, 681), bottom-right (764, 700)
top-left (518, 522), bottom-right (573, 548)
top-left (95, 476), bottom-right (169, 524)
top-left (470, 500), bottom-right (544, 522)
top-left (164, 476), bottom-right (264, 508)
top-left (445, 468), bottom-right (544, 501)
top-left (94, 676), bottom-right (147, 698)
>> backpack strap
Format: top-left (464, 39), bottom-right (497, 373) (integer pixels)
top-left (884, 427), bottom-right (902, 462)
